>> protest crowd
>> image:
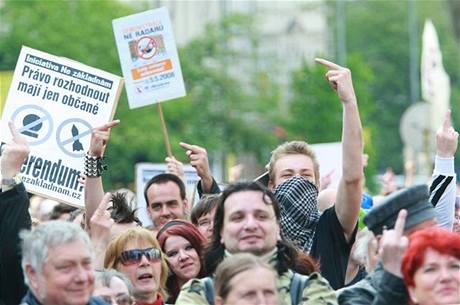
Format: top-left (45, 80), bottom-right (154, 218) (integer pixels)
top-left (1, 13), bottom-right (460, 305)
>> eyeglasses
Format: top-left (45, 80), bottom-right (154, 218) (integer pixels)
top-left (197, 219), bottom-right (213, 228)
top-left (118, 247), bottom-right (162, 266)
top-left (98, 294), bottom-right (133, 305)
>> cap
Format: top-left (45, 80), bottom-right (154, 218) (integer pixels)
top-left (364, 185), bottom-right (436, 235)
top-left (254, 171), bottom-right (270, 187)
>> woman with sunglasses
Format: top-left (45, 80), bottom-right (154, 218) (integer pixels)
top-left (104, 227), bottom-right (169, 305)
top-left (157, 220), bottom-right (206, 304)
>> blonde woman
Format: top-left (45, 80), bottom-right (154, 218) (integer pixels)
top-left (104, 228), bottom-right (169, 305)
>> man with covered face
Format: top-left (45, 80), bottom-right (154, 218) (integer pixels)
top-left (189, 58), bottom-right (364, 290)
top-left (267, 58), bottom-right (364, 290)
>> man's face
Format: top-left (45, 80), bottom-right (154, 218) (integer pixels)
top-left (270, 154), bottom-right (316, 188)
top-left (146, 181), bottom-right (188, 229)
top-left (220, 190), bottom-right (280, 256)
top-left (197, 208), bottom-right (216, 242)
top-left (28, 239), bottom-right (95, 305)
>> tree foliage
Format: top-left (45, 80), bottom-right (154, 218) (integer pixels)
top-left (0, 2), bottom-right (280, 188)
top-left (342, 0), bottom-right (460, 172)
top-left (287, 53), bottom-right (379, 192)
top-left (0, 0), bottom-right (457, 190)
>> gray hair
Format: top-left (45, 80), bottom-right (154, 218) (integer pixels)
top-left (95, 269), bottom-right (134, 296)
top-left (20, 220), bottom-right (93, 286)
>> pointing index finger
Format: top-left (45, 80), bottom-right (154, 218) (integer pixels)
top-left (93, 119), bottom-right (120, 132)
top-left (8, 121), bottom-right (20, 139)
top-left (442, 110), bottom-right (452, 131)
top-left (315, 58), bottom-right (342, 70)
top-left (95, 192), bottom-right (112, 215)
top-left (103, 119), bottom-right (120, 130)
top-left (180, 142), bottom-right (197, 151)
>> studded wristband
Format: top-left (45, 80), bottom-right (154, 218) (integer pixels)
top-left (84, 153), bottom-right (107, 178)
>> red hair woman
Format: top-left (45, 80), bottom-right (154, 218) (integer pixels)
top-left (157, 220), bottom-right (206, 304)
top-left (402, 227), bottom-right (460, 305)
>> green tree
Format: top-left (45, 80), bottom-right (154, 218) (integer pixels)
top-left (0, 1), bottom-right (282, 187)
top-left (342, 0), bottom-right (460, 173)
top-left (287, 53), bottom-right (378, 192)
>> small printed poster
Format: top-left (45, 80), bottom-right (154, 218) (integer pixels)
top-left (113, 7), bottom-right (186, 109)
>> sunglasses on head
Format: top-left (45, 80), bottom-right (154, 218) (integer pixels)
top-left (118, 247), bottom-right (162, 266)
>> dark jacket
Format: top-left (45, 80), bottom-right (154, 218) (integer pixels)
top-left (197, 178), bottom-right (221, 198)
top-left (0, 183), bottom-right (31, 305)
top-left (20, 290), bottom-right (108, 305)
top-left (337, 263), bottom-right (409, 305)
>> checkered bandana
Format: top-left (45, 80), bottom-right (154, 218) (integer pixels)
top-left (274, 176), bottom-right (320, 252)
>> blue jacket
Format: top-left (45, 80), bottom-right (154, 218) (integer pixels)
top-left (20, 290), bottom-right (108, 305)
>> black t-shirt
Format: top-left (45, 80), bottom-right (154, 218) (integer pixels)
top-left (310, 205), bottom-right (357, 290)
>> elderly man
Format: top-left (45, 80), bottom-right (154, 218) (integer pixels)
top-left (20, 221), bottom-right (105, 305)
top-left (175, 182), bottom-right (337, 305)
top-left (337, 185), bottom-right (439, 305)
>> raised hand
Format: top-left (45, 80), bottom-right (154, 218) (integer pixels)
top-left (436, 110), bottom-right (458, 158)
top-left (1, 122), bottom-right (30, 179)
top-left (380, 209), bottom-right (409, 277)
top-left (315, 58), bottom-right (357, 104)
top-left (89, 192), bottom-right (114, 240)
top-left (165, 156), bottom-right (185, 180)
top-left (89, 120), bottom-right (120, 157)
top-left (180, 142), bottom-right (213, 192)
top-left (89, 192), bottom-right (114, 269)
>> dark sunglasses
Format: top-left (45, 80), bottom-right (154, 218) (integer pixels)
top-left (118, 247), bottom-right (162, 266)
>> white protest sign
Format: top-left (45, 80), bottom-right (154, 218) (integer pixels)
top-left (0, 46), bottom-right (123, 207)
top-left (113, 7), bottom-right (186, 109)
top-left (311, 142), bottom-right (342, 188)
top-left (135, 163), bottom-right (200, 227)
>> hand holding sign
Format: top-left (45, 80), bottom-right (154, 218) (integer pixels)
top-left (1, 122), bottom-right (30, 179)
top-left (315, 58), bottom-right (357, 104)
top-left (436, 110), bottom-right (458, 158)
top-left (89, 120), bottom-right (120, 157)
top-left (165, 156), bottom-right (185, 180)
top-left (380, 209), bottom-right (409, 277)
top-left (180, 142), bottom-right (213, 193)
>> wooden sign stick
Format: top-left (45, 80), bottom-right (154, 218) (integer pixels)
top-left (157, 102), bottom-right (172, 157)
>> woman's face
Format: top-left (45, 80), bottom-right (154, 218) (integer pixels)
top-left (219, 267), bottom-right (278, 305)
top-left (163, 235), bottom-right (201, 282)
top-left (116, 240), bottom-right (162, 300)
top-left (408, 248), bottom-right (460, 305)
